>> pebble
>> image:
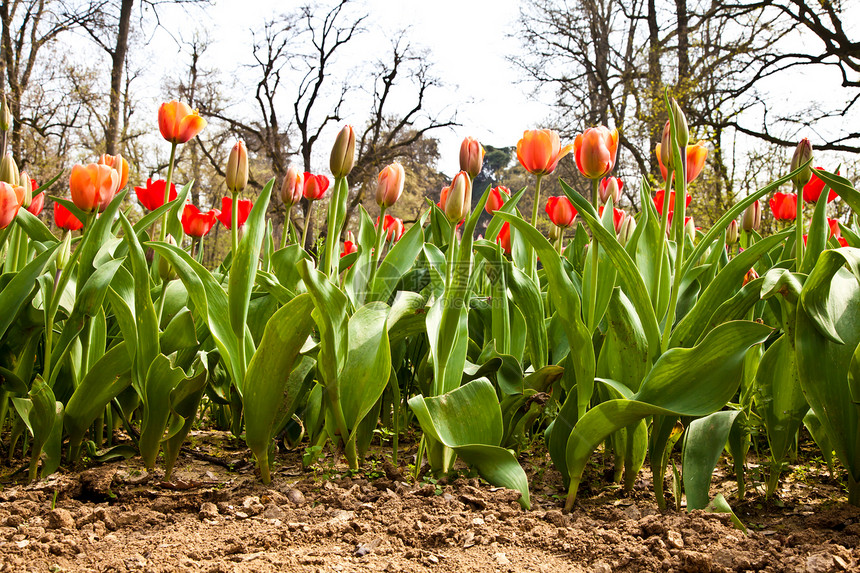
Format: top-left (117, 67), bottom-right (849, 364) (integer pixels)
top-left (493, 552), bottom-right (511, 566)
top-left (286, 488), bottom-right (305, 505)
top-left (46, 510), bottom-right (75, 531)
top-left (667, 530), bottom-right (684, 549)
top-left (198, 502), bottom-right (219, 520)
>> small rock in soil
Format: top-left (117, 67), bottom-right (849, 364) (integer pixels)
top-left (198, 502), bottom-right (219, 520)
top-left (493, 552), bottom-right (511, 566)
top-left (806, 552), bottom-right (838, 573)
top-left (666, 530), bottom-right (684, 549)
top-left (46, 509), bottom-right (75, 531)
top-left (285, 488), bottom-right (305, 505)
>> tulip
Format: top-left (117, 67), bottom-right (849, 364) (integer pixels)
top-left (573, 126), bottom-right (618, 179)
top-left (0, 153), bottom-right (19, 186)
top-left (655, 141), bottom-right (708, 183)
top-left (330, 125), bottom-right (355, 178)
top-left (653, 189), bottom-right (691, 216)
top-left (803, 167), bottom-right (839, 204)
top-left (54, 202), bottom-right (83, 231)
top-left (828, 218), bottom-right (841, 239)
top-left (442, 171), bottom-right (471, 223)
top-left (486, 186), bottom-right (510, 214)
top-left (281, 166), bottom-right (303, 208)
top-left (134, 178), bottom-right (177, 211)
top-left (0, 181), bottom-right (20, 229)
top-left (378, 214), bottom-right (404, 242)
top-left (743, 267), bottom-right (759, 287)
top-left (497, 221), bottom-right (512, 254)
top-left (158, 100), bottom-right (207, 144)
top-left (459, 136), bottom-right (485, 179)
top-left (226, 140), bottom-right (248, 194)
top-left (216, 196), bottom-right (253, 229)
top-left (97, 153), bottom-right (129, 190)
top-left (69, 163), bottom-right (119, 213)
top-left (303, 172), bottom-right (330, 200)
top-left (545, 196), bottom-right (577, 228)
top-left (342, 239), bottom-right (358, 257)
top-left (769, 192), bottom-right (797, 221)
top-left (685, 216), bottom-right (697, 243)
top-left (667, 213), bottom-right (693, 233)
top-left (0, 93), bottom-right (10, 132)
top-left (599, 177), bottom-right (623, 205)
top-left (727, 220), bottom-right (739, 245)
top-left (790, 138), bottom-right (813, 188)
top-left (598, 205), bottom-right (626, 234)
top-left (838, 237), bottom-right (849, 247)
top-left (158, 235), bottom-right (178, 282)
top-left (669, 98), bottom-right (689, 148)
top-left (27, 192), bottom-right (45, 216)
top-left (181, 204), bottom-right (219, 237)
top-left (659, 121), bottom-right (672, 170)
top-left (742, 200), bottom-right (761, 231)
top-left (517, 129), bottom-right (573, 176)
top-left (376, 162), bottom-right (405, 208)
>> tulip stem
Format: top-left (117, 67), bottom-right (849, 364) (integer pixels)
top-left (661, 159), bottom-right (688, 353)
top-left (280, 210), bottom-right (292, 250)
top-left (301, 200), bottom-right (315, 253)
top-left (795, 183), bottom-right (804, 270)
top-left (230, 191), bottom-right (239, 258)
top-left (528, 174), bottom-right (544, 279)
top-left (586, 178), bottom-right (600, 331)
top-left (653, 167), bottom-right (674, 308)
top-left (159, 142), bottom-right (177, 242)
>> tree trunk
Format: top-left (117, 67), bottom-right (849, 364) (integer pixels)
top-left (675, 0), bottom-right (690, 102)
top-left (647, 0), bottom-right (662, 177)
top-left (105, 0), bottom-right (133, 155)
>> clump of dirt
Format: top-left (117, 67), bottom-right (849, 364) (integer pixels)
top-left (0, 431), bottom-right (857, 572)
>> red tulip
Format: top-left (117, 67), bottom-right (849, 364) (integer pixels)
top-left (545, 196), bottom-right (577, 228)
top-left (181, 204), bottom-right (219, 237)
top-left (828, 218), bottom-right (841, 239)
top-left (599, 177), bottom-right (623, 205)
top-left (377, 214), bottom-right (404, 242)
top-left (838, 237), bottom-right (848, 247)
top-left (459, 136), bottom-right (485, 179)
top-left (497, 221), bottom-right (511, 254)
top-left (769, 192), bottom-right (797, 221)
top-left (517, 129), bottom-right (573, 176)
top-left (27, 192), bottom-right (45, 216)
top-left (54, 202), bottom-right (83, 231)
top-left (341, 240), bottom-right (357, 257)
top-left (134, 178), bottom-right (178, 211)
top-left (653, 189), bottom-right (691, 216)
top-left (803, 167), bottom-right (839, 204)
top-left (599, 205), bottom-right (626, 233)
top-left (69, 163), bottom-right (119, 213)
top-left (158, 100), bottom-right (206, 144)
top-left (573, 126), bottom-right (618, 179)
top-left (216, 196), bottom-right (253, 229)
top-left (743, 267), bottom-right (759, 286)
top-left (486, 186), bottom-right (510, 214)
top-left (303, 172), bottom-right (330, 200)
top-left (0, 182), bottom-right (20, 229)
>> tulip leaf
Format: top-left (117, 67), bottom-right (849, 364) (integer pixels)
top-left (369, 211), bottom-right (427, 303)
top-left (812, 168), bottom-right (860, 215)
top-left (799, 247), bottom-right (860, 344)
top-left (162, 356), bottom-right (210, 480)
top-left (506, 260), bottom-right (547, 369)
top-left (683, 410), bottom-right (741, 510)
top-left (15, 208), bottom-right (57, 244)
top-left (486, 186), bottom-right (526, 243)
top-left (563, 320), bottom-right (771, 509)
top-left (12, 376), bottom-right (58, 479)
top-left (76, 189), bottom-right (127, 292)
top-left (408, 378), bottom-right (530, 509)
top-left (41, 400), bottom-right (64, 478)
top-left (597, 288), bottom-right (649, 392)
top-left (243, 293), bottom-right (315, 482)
top-left (0, 244), bottom-right (59, 341)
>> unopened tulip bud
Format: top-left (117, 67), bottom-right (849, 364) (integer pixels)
top-left (548, 225), bottom-right (560, 241)
top-left (599, 177), bottom-right (623, 205)
top-left (742, 267), bottom-right (759, 287)
top-left (0, 93), bottom-right (10, 132)
top-left (486, 186), bottom-right (510, 214)
top-left (56, 232), bottom-right (73, 271)
top-left (742, 200), bottom-right (761, 231)
top-left (459, 137), bottom-right (485, 179)
top-left (0, 153), bottom-right (19, 186)
top-left (330, 125), bottom-right (355, 178)
top-left (685, 216), bottom-right (696, 243)
top-left (376, 162), bottom-right (405, 208)
top-left (670, 98), bottom-right (689, 148)
top-left (281, 166), bottom-right (303, 208)
top-left (443, 171), bottom-right (471, 223)
top-left (618, 215), bottom-right (636, 246)
top-left (19, 171), bottom-right (32, 208)
top-left (790, 138), bottom-right (813, 188)
top-left (727, 220), bottom-right (739, 245)
top-left (159, 235), bottom-right (178, 282)
top-left (660, 121), bottom-right (672, 169)
top-left (226, 140), bottom-right (248, 194)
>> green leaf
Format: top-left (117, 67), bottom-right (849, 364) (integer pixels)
top-left (243, 294), bottom-right (315, 482)
top-left (368, 211), bottom-right (427, 302)
top-left (296, 260), bottom-right (349, 388)
top-left (15, 208), bottom-right (57, 243)
top-left (597, 288), bottom-right (650, 392)
top-left (812, 168), bottom-right (860, 214)
top-left (12, 376), bottom-right (57, 480)
top-left (77, 189), bottom-right (127, 292)
top-left (683, 410), bottom-right (741, 510)
top-left (0, 244), bottom-right (59, 341)
top-left (408, 379), bottom-right (530, 508)
top-left (799, 248), bottom-right (860, 344)
top-left (506, 260), bottom-right (547, 369)
top-left (340, 303), bottom-right (391, 430)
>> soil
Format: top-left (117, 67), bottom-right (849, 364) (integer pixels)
top-left (0, 431), bottom-right (858, 573)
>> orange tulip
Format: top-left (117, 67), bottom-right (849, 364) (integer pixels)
top-left (69, 163), bottom-right (119, 213)
top-left (655, 141), bottom-right (708, 184)
top-left (459, 136), bottom-right (485, 179)
top-left (158, 100), bottom-right (207, 144)
top-left (0, 182), bottom-right (20, 229)
top-left (281, 166), bottom-right (303, 208)
top-left (573, 126), bottom-right (618, 180)
top-left (98, 153), bottom-right (129, 190)
top-left (376, 162), bottom-right (405, 208)
top-left (441, 171), bottom-right (471, 223)
top-left (517, 129), bottom-right (573, 176)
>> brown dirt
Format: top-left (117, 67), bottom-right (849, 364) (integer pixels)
top-left (0, 431), bottom-right (858, 573)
